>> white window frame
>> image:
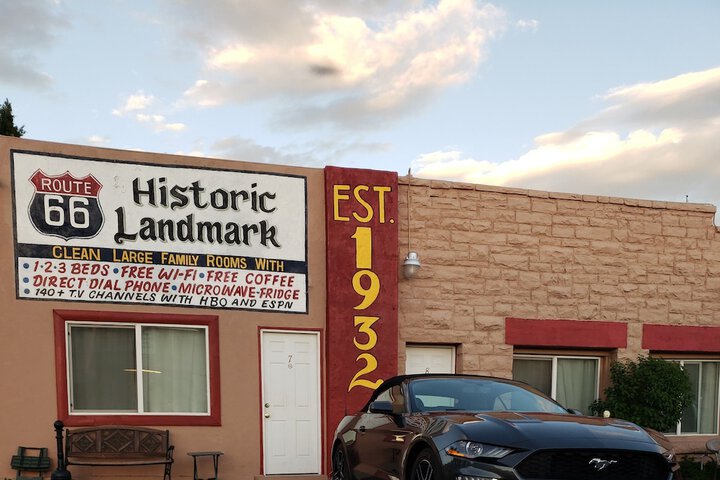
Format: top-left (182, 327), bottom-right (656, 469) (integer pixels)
top-left (513, 354), bottom-right (601, 403)
top-left (66, 321), bottom-right (211, 416)
top-left (669, 359), bottom-right (720, 436)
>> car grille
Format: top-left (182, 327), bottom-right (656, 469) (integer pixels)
top-left (516, 449), bottom-right (670, 480)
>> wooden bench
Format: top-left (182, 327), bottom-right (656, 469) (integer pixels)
top-left (64, 426), bottom-right (174, 480)
top-left (10, 446), bottom-right (51, 480)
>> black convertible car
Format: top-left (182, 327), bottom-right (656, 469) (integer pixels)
top-left (331, 374), bottom-right (678, 480)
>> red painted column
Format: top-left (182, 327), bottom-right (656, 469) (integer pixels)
top-left (324, 166), bottom-right (399, 462)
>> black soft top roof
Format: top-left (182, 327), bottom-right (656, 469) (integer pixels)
top-left (361, 373), bottom-right (523, 411)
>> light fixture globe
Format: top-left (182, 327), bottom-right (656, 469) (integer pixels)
top-left (403, 251), bottom-right (421, 279)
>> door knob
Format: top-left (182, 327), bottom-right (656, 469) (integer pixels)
top-left (264, 413), bottom-right (271, 418)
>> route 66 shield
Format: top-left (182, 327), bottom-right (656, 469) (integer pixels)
top-left (28, 169), bottom-right (105, 240)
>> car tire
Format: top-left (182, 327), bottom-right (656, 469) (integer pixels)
top-left (410, 448), bottom-right (441, 480)
top-left (331, 445), bottom-right (351, 480)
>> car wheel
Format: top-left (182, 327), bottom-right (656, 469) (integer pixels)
top-left (331, 445), bottom-right (351, 480)
top-left (410, 448), bottom-right (441, 480)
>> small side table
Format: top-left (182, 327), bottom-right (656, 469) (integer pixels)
top-left (187, 451), bottom-right (223, 480)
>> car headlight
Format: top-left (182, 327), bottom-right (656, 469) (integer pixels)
top-left (661, 447), bottom-right (676, 463)
top-left (446, 440), bottom-right (513, 459)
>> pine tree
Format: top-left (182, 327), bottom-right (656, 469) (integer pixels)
top-left (0, 98), bottom-right (26, 137)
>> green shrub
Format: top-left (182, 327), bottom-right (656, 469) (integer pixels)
top-left (679, 457), bottom-right (717, 480)
top-left (590, 355), bottom-right (693, 431)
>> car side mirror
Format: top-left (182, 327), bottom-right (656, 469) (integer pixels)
top-left (369, 401), bottom-right (404, 415)
top-left (369, 401), bottom-right (394, 414)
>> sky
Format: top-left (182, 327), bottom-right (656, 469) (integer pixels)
top-left (2, 0), bottom-right (720, 212)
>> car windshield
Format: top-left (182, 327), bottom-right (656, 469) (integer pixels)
top-left (408, 377), bottom-right (569, 414)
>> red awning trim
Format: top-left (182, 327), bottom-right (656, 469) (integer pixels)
top-left (643, 324), bottom-right (720, 353)
top-left (505, 317), bottom-right (627, 349)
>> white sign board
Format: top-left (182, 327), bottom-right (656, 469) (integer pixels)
top-left (12, 151), bottom-right (308, 313)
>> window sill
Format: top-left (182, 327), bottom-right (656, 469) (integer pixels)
top-left (60, 413), bottom-right (221, 427)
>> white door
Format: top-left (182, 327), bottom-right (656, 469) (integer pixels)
top-left (261, 331), bottom-right (321, 474)
top-left (406, 345), bottom-right (456, 374)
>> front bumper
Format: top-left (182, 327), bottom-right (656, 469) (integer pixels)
top-left (438, 449), bottom-right (675, 480)
top-left (439, 454), bottom-right (521, 480)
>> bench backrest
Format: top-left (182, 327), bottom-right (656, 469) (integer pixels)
top-left (66, 426), bottom-right (170, 459)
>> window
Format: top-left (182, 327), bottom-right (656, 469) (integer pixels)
top-left (513, 355), bottom-right (600, 415)
top-left (408, 377), bottom-right (568, 414)
top-left (405, 345), bottom-right (456, 374)
top-left (54, 310), bottom-right (220, 426)
top-left (669, 360), bottom-right (720, 435)
top-left (370, 385), bottom-right (406, 417)
top-left (375, 385), bottom-right (403, 405)
top-left (69, 323), bottom-right (208, 413)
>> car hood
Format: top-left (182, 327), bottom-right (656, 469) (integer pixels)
top-left (439, 412), bottom-right (663, 452)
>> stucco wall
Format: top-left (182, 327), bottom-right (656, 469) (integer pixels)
top-left (0, 136), bottom-right (327, 480)
top-left (397, 176), bottom-right (719, 373)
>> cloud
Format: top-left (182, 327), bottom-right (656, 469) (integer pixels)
top-left (515, 19), bottom-right (539, 32)
top-left (173, 149), bottom-right (206, 157)
top-left (208, 135), bottom-right (391, 168)
top-left (598, 67), bottom-right (720, 127)
top-left (86, 135), bottom-right (110, 146)
top-left (0, 0), bottom-right (67, 88)
top-left (412, 66), bottom-right (720, 206)
top-left (113, 91), bottom-right (186, 132)
top-left (135, 114), bottom-right (186, 132)
top-left (211, 137), bottom-right (305, 165)
top-left (176, 0), bottom-right (505, 129)
top-left (112, 92), bottom-right (156, 116)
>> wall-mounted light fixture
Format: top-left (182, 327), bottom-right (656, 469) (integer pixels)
top-left (403, 170), bottom-right (421, 279)
top-left (403, 251), bottom-right (421, 279)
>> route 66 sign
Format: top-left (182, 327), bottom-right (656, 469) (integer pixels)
top-left (28, 169), bottom-right (104, 240)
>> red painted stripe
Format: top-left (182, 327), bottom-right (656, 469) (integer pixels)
top-left (505, 318), bottom-right (627, 348)
top-left (643, 324), bottom-right (720, 352)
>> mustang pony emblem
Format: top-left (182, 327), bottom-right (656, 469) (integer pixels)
top-left (589, 458), bottom-right (618, 471)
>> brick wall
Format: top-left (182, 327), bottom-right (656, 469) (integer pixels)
top-left (397, 177), bottom-right (719, 376)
